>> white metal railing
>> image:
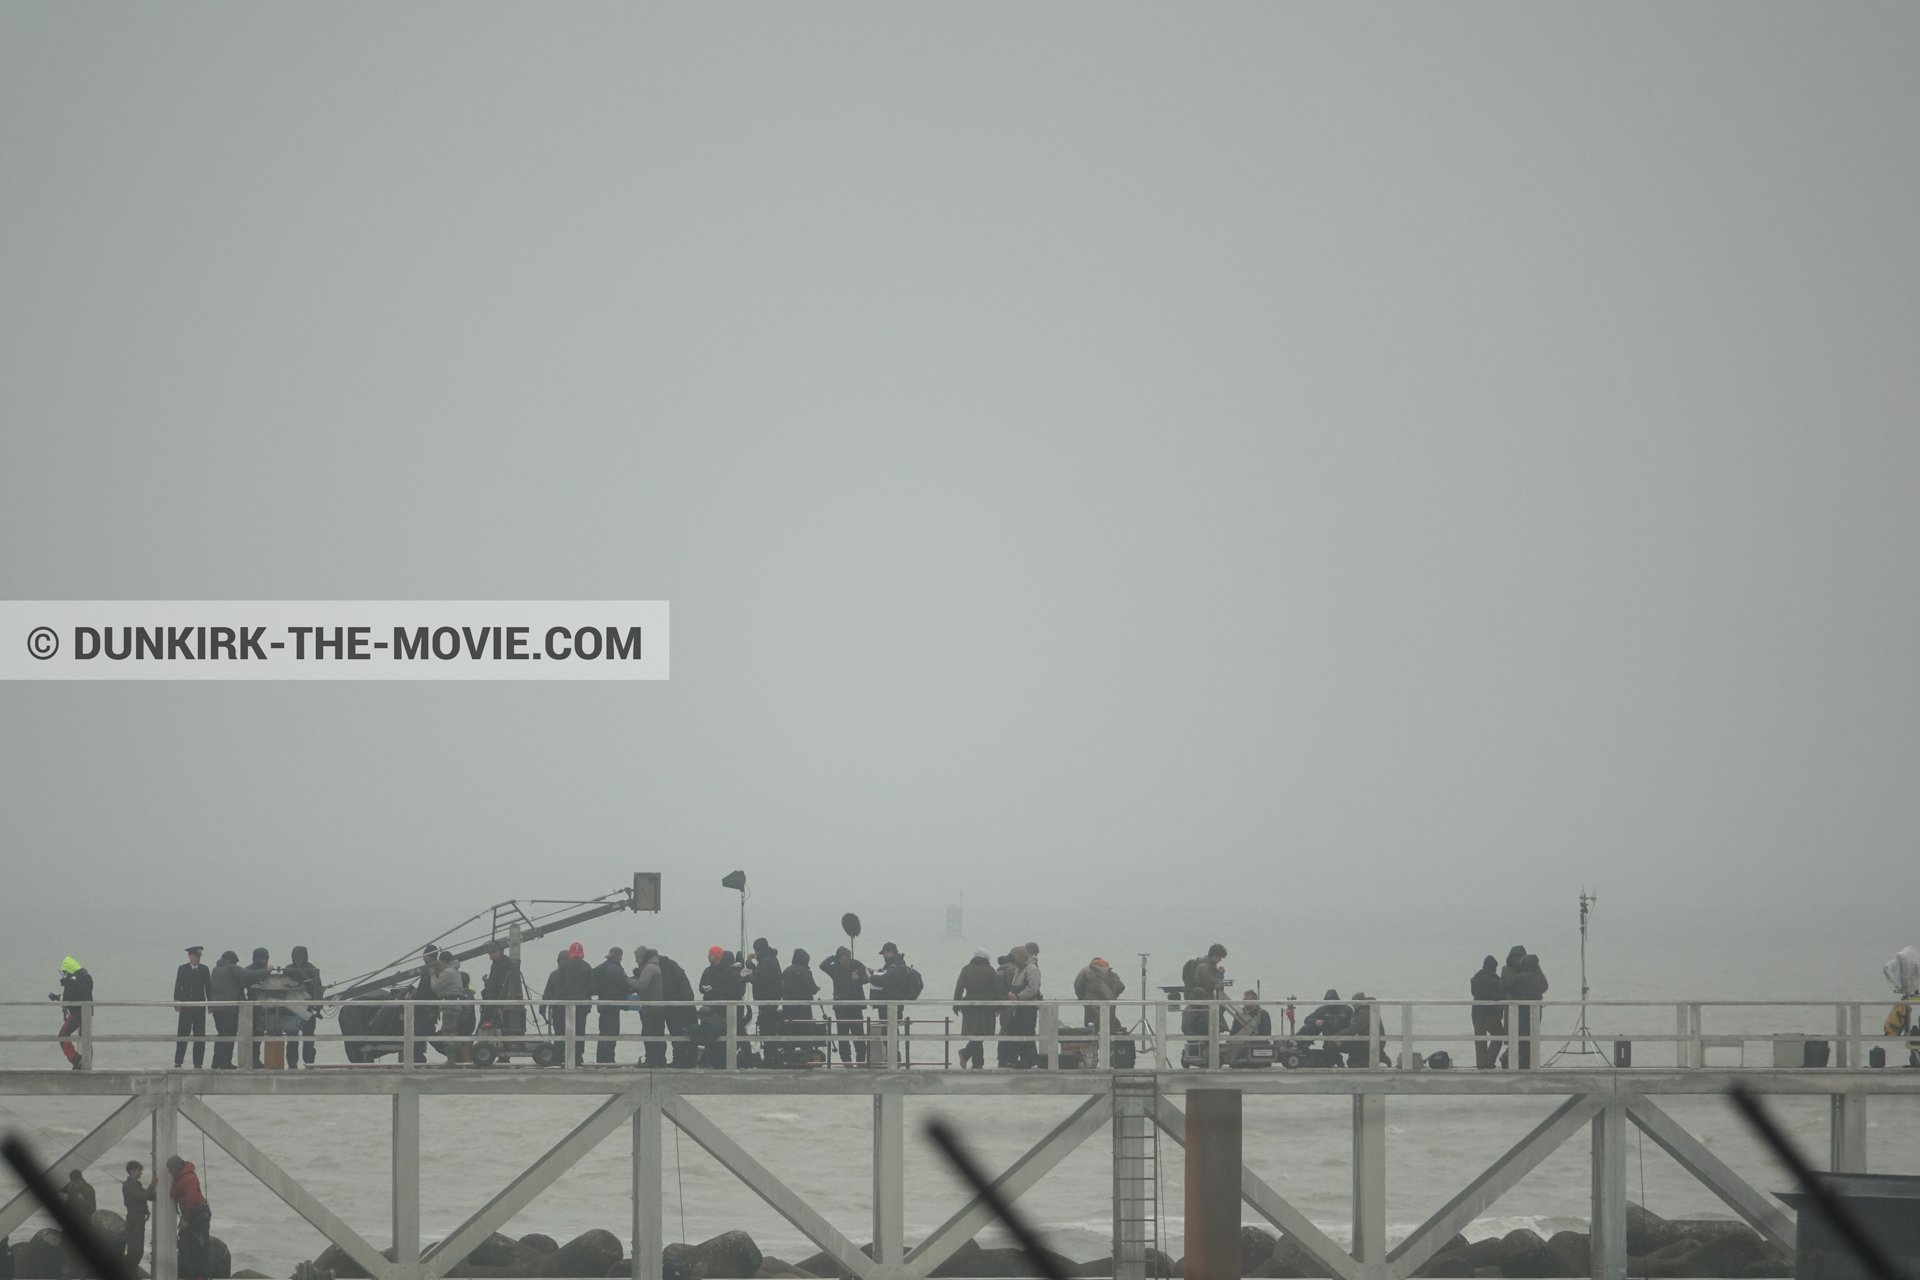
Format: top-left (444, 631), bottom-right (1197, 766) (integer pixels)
top-left (3, 996), bottom-right (1913, 1073)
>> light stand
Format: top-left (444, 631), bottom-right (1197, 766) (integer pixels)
top-left (721, 870), bottom-right (747, 958)
top-left (1546, 890), bottom-right (1610, 1066)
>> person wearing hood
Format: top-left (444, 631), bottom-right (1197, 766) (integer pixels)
top-left (1339, 993), bottom-right (1377, 1067)
top-left (1505, 955), bottom-right (1548, 1069)
top-left (207, 950), bottom-right (264, 1070)
top-left (744, 938), bottom-right (783, 1050)
top-left (1007, 946), bottom-right (1043, 1068)
top-left (481, 942), bottom-right (527, 1059)
top-left (284, 946), bottom-right (323, 1068)
top-left (630, 947), bottom-right (666, 1066)
top-left (173, 946), bottom-right (213, 1069)
top-left (953, 950), bottom-right (1001, 1068)
top-left (555, 941), bottom-right (595, 1064)
top-left (820, 948), bottom-right (870, 1065)
top-left (166, 1155), bottom-right (211, 1280)
top-left (592, 947), bottom-right (631, 1064)
top-left (654, 952), bottom-right (698, 1066)
top-left (1883, 947), bottom-right (1920, 1067)
top-left (541, 949), bottom-right (569, 1051)
top-left (1074, 958), bottom-right (1127, 1035)
top-left (1469, 956), bottom-right (1505, 1070)
top-left (1300, 990), bottom-right (1352, 1044)
top-left (780, 949), bottom-right (821, 1063)
top-left (241, 948), bottom-right (275, 1067)
top-left (693, 948), bottom-right (747, 1066)
top-left (51, 957), bottom-right (93, 1070)
top-left (61, 1168), bottom-right (96, 1217)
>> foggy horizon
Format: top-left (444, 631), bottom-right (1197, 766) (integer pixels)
top-left (4, 6), bottom-right (1917, 998)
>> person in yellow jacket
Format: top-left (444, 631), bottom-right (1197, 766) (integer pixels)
top-left (1883, 947), bottom-right (1920, 1066)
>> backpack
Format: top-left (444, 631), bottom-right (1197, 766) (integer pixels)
top-left (899, 966), bottom-right (924, 1000)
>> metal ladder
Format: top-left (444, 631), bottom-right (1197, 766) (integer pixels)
top-left (1112, 1074), bottom-right (1162, 1280)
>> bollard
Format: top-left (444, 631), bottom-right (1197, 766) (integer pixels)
top-left (1184, 1089), bottom-right (1242, 1280)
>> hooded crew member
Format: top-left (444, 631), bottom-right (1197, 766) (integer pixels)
top-left (746, 939), bottom-right (783, 1044)
top-left (654, 953), bottom-right (698, 1065)
top-left (206, 952), bottom-right (262, 1070)
top-left (1469, 956), bottom-right (1505, 1069)
top-left (953, 951), bottom-right (1000, 1068)
top-left (1505, 957), bottom-right (1548, 1068)
top-left (284, 946), bottom-right (323, 1067)
top-left (1073, 958), bottom-right (1126, 1032)
top-left (631, 948), bottom-right (666, 1067)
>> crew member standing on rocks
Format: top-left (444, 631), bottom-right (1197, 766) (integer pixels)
top-left (166, 1154), bottom-right (211, 1280)
top-left (122, 1161), bottom-right (154, 1272)
top-left (1470, 956), bottom-right (1505, 1070)
top-left (592, 947), bottom-right (630, 1064)
top-left (174, 947), bottom-right (212, 1069)
top-left (51, 957), bottom-right (92, 1070)
top-left (61, 1169), bottom-right (96, 1217)
top-left (284, 947), bottom-right (323, 1068)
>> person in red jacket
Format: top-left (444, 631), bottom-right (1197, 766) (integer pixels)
top-left (165, 1155), bottom-right (212, 1279)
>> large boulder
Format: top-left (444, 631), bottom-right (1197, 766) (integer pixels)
top-left (1488, 1230), bottom-right (1556, 1280)
top-left (14, 1229), bottom-right (70, 1279)
top-left (1545, 1232), bottom-right (1589, 1277)
top-left (521, 1236), bottom-right (562, 1256)
top-left (928, 1241), bottom-right (988, 1278)
top-left (539, 1230), bottom-right (624, 1278)
top-left (670, 1232), bottom-right (761, 1280)
top-left (1240, 1227), bottom-right (1278, 1275)
top-left (89, 1211), bottom-right (129, 1258)
top-left (1074, 1249), bottom-right (1174, 1278)
top-left (1626, 1205), bottom-right (1684, 1257)
top-left (207, 1234), bottom-right (234, 1280)
top-left (1406, 1235), bottom-right (1472, 1278)
top-left (444, 1233), bottom-right (548, 1277)
top-left (1264, 1234), bottom-right (1339, 1279)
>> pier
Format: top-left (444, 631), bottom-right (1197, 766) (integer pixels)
top-left (3, 998), bottom-right (1915, 1280)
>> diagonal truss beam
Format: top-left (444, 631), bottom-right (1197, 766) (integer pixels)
top-left (1386, 1095), bottom-right (1602, 1280)
top-left (1153, 1096), bottom-right (1357, 1280)
top-left (423, 1091), bottom-right (639, 1278)
top-left (0, 1095), bottom-right (159, 1237)
top-left (1624, 1097), bottom-right (1794, 1253)
top-left (903, 1093), bottom-right (1113, 1279)
top-left (662, 1093), bottom-right (874, 1280)
top-left (177, 1096), bottom-right (394, 1280)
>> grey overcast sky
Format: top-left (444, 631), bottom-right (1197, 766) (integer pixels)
top-left (2, 5), bottom-right (1917, 979)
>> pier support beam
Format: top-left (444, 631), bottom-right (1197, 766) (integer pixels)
top-left (1589, 1101), bottom-right (1626, 1280)
top-left (1186, 1091), bottom-right (1243, 1280)
top-left (873, 1092), bottom-right (906, 1278)
top-left (1112, 1076), bottom-right (1156, 1280)
top-left (393, 1085), bottom-right (422, 1280)
top-left (635, 1095), bottom-right (662, 1280)
top-left (1352, 1095), bottom-right (1386, 1280)
top-left (155, 1097), bottom-right (179, 1280)
top-left (1830, 1096), bottom-right (1866, 1173)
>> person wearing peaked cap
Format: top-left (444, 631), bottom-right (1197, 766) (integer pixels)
top-left (174, 946), bottom-right (213, 1068)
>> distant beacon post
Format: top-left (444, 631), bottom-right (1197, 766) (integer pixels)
top-left (633, 872), bottom-right (661, 912)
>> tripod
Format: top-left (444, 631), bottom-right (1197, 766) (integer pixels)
top-left (1546, 891), bottom-right (1611, 1066)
